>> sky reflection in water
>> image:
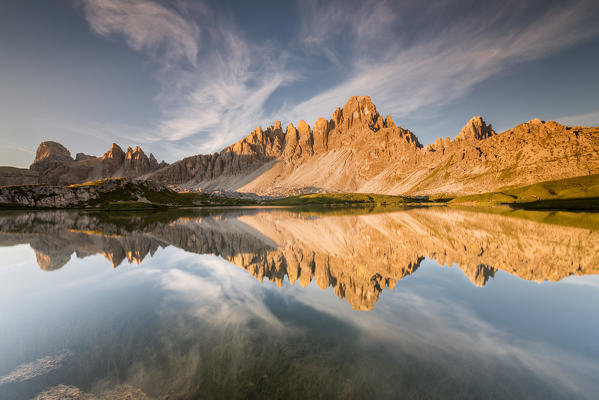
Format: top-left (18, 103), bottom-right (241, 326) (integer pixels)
top-left (0, 207), bottom-right (598, 399)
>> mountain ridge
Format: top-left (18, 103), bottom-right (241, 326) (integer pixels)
top-left (20, 141), bottom-right (168, 186)
top-left (147, 96), bottom-right (599, 196)
top-left (1, 95), bottom-right (598, 197)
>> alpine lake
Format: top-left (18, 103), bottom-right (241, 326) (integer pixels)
top-left (1, 206), bottom-right (598, 399)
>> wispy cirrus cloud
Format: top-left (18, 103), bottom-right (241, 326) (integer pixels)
top-left (83, 0), bottom-right (201, 66)
top-left (556, 109), bottom-right (599, 127)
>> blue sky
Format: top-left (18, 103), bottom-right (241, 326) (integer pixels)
top-left (1, 0), bottom-right (599, 167)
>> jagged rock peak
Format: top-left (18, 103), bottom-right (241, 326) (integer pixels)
top-left (385, 115), bottom-right (396, 128)
top-left (123, 146), bottom-right (154, 176)
top-left (125, 146), bottom-right (147, 159)
top-left (456, 116), bottom-right (495, 141)
top-left (340, 95), bottom-right (379, 129)
top-left (426, 137), bottom-right (451, 151)
top-left (102, 143), bottom-right (125, 162)
top-left (149, 153), bottom-right (158, 169)
top-left (297, 120), bottom-right (311, 135)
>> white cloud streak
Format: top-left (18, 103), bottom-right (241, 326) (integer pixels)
top-left (556, 109), bottom-right (599, 127)
top-left (83, 0), bottom-right (200, 66)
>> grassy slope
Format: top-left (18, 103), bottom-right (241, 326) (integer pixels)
top-left (449, 174), bottom-right (599, 210)
top-left (450, 205), bottom-right (599, 230)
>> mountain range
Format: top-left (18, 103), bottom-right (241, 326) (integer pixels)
top-left (2, 96), bottom-right (598, 197)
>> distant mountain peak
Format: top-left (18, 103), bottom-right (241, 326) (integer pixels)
top-left (125, 145), bottom-right (146, 159)
top-left (455, 116), bottom-right (495, 141)
top-left (22, 140), bottom-right (166, 185)
top-left (339, 95), bottom-right (379, 129)
top-left (102, 143), bottom-right (125, 162)
top-left (30, 141), bottom-right (73, 171)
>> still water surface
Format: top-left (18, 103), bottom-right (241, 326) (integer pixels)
top-left (0, 207), bottom-right (598, 399)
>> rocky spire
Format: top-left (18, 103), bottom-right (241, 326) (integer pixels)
top-left (340, 95), bottom-right (380, 130)
top-left (312, 117), bottom-right (330, 153)
top-left (455, 116), bottom-right (495, 141)
top-left (296, 120), bottom-right (313, 157)
top-left (149, 153), bottom-right (159, 169)
top-left (102, 143), bottom-right (126, 163)
top-left (124, 146), bottom-right (151, 175)
top-left (331, 107), bottom-right (342, 127)
top-left (283, 123), bottom-right (299, 159)
top-left (384, 115), bottom-right (396, 128)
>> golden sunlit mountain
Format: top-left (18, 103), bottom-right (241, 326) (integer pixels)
top-left (2, 96), bottom-right (598, 199)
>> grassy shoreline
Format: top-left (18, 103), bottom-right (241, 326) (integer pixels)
top-left (1, 174), bottom-right (598, 211)
top-left (448, 174), bottom-right (599, 211)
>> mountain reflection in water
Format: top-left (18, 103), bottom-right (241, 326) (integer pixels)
top-left (1, 207), bottom-right (599, 399)
top-left (1, 207), bottom-right (597, 311)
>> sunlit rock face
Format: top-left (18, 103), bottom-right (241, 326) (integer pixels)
top-left (455, 116), bottom-right (496, 142)
top-left (6, 96), bottom-right (599, 195)
top-left (0, 208), bottom-right (597, 310)
top-left (145, 96), bottom-right (599, 197)
top-left (152, 96), bottom-right (422, 195)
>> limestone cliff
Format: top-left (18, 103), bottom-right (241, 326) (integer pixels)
top-left (455, 116), bottom-right (496, 141)
top-left (147, 96), bottom-right (599, 197)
